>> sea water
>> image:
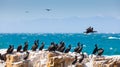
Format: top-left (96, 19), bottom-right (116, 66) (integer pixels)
top-left (0, 33), bottom-right (120, 55)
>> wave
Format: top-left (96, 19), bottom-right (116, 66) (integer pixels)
top-left (108, 36), bottom-right (120, 40)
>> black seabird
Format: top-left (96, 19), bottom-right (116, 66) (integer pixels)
top-left (45, 9), bottom-right (51, 11)
top-left (74, 42), bottom-right (80, 52)
top-left (39, 42), bottom-right (45, 50)
top-left (7, 45), bottom-right (14, 54)
top-left (59, 45), bottom-right (65, 52)
top-left (72, 56), bottom-right (77, 65)
top-left (17, 45), bottom-right (22, 52)
top-left (24, 51), bottom-right (29, 60)
top-left (57, 41), bottom-right (65, 51)
top-left (0, 53), bottom-right (7, 61)
top-left (97, 48), bottom-right (104, 56)
top-left (6, 45), bottom-right (12, 54)
top-left (76, 44), bottom-right (83, 53)
top-left (79, 53), bottom-right (84, 63)
top-left (92, 44), bottom-right (98, 55)
top-left (36, 40), bottom-right (39, 45)
top-left (9, 45), bottom-right (14, 54)
top-left (55, 44), bottom-right (58, 50)
top-left (23, 41), bottom-right (28, 52)
top-left (64, 44), bottom-right (71, 53)
top-left (48, 42), bottom-right (56, 52)
top-left (31, 40), bottom-right (39, 51)
top-left (84, 26), bottom-right (97, 34)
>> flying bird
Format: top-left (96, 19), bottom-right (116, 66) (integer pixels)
top-left (25, 11), bottom-right (29, 13)
top-left (84, 26), bottom-right (97, 34)
top-left (45, 9), bottom-right (51, 11)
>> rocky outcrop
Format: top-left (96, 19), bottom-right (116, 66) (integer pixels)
top-left (93, 56), bottom-right (120, 67)
top-left (4, 51), bottom-right (77, 67)
top-left (0, 49), bottom-right (120, 67)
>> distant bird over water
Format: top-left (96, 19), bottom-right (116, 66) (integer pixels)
top-left (84, 26), bottom-right (97, 34)
top-left (25, 11), bottom-right (29, 13)
top-left (45, 9), bottom-right (51, 11)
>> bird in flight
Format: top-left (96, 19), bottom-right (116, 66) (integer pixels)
top-left (25, 11), bottom-right (29, 13)
top-left (45, 9), bottom-right (51, 11)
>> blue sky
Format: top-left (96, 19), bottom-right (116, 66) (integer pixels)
top-left (0, 0), bottom-right (120, 33)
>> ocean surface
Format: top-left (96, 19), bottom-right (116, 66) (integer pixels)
top-left (0, 33), bottom-right (120, 55)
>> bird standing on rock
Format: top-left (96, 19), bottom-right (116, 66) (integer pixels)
top-left (92, 44), bottom-right (98, 55)
top-left (48, 42), bottom-right (56, 52)
top-left (76, 44), bottom-right (83, 53)
top-left (23, 41), bottom-right (28, 52)
top-left (17, 45), bottom-right (22, 52)
top-left (79, 53), bottom-right (84, 63)
top-left (74, 42), bottom-right (80, 52)
top-left (7, 45), bottom-right (14, 54)
top-left (31, 40), bottom-right (39, 51)
top-left (57, 41), bottom-right (65, 51)
top-left (64, 44), bottom-right (71, 53)
top-left (7, 45), bottom-right (12, 54)
top-left (59, 45), bottom-right (65, 52)
top-left (0, 53), bottom-right (7, 61)
top-left (24, 51), bottom-right (29, 60)
top-left (97, 48), bottom-right (104, 56)
top-left (39, 42), bottom-right (45, 50)
top-left (72, 56), bottom-right (77, 65)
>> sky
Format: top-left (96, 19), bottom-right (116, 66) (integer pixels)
top-left (0, 0), bottom-right (120, 33)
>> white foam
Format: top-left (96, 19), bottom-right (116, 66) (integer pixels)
top-left (108, 36), bottom-right (120, 40)
top-left (109, 47), bottom-right (113, 50)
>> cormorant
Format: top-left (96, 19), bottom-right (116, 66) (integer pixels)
top-left (23, 41), bottom-right (28, 52)
top-left (48, 42), bottom-right (56, 52)
top-left (55, 44), bottom-right (58, 50)
top-left (57, 41), bottom-right (65, 51)
top-left (92, 44), bottom-right (98, 55)
top-left (64, 44), bottom-right (71, 53)
top-left (24, 51), bottom-right (29, 60)
top-left (97, 48), bottom-right (104, 56)
top-left (72, 56), bottom-right (77, 65)
top-left (6, 45), bottom-right (12, 54)
top-left (45, 9), bottom-right (51, 11)
top-left (0, 53), bottom-right (7, 61)
top-left (79, 53), bottom-right (84, 63)
top-left (39, 42), bottom-right (45, 50)
top-left (74, 42), bottom-right (80, 52)
top-left (31, 40), bottom-right (39, 51)
top-left (7, 45), bottom-right (14, 54)
top-left (76, 44), bottom-right (83, 53)
top-left (59, 46), bottom-right (65, 52)
top-left (17, 45), bottom-right (22, 52)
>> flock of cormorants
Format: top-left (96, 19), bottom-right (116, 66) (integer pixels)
top-left (0, 40), bottom-right (104, 64)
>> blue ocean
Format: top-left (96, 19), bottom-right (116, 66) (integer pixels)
top-left (0, 33), bottom-right (120, 55)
